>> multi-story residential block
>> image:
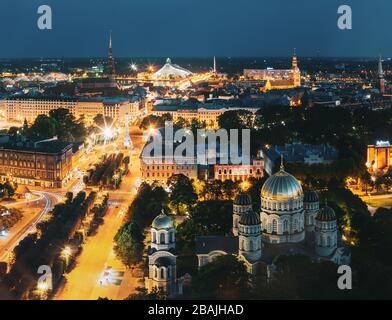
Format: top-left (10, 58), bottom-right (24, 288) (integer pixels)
top-left (1, 95), bottom-right (145, 124)
top-left (0, 139), bottom-right (73, 188)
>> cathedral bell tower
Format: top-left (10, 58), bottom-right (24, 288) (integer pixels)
top-left (292, 48), bottom-right (301, 87)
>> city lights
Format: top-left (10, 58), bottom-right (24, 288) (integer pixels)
top-left (1, 0), bottom-right (391, 304)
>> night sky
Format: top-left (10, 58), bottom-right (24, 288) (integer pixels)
top-left (0, 0), bottom-right (390, 58)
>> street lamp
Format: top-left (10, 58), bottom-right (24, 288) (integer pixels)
top-left (62, 246), bottom-right (72, 266)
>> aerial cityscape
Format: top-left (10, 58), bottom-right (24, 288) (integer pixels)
top-left (0, 0), bottom-right (392, 304)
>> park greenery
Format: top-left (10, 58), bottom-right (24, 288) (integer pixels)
top-left (12, 108), bottom-right (88, 142)
top-left (0, 181), bottom-right (17, 200)
top-left (190, 255), bottom-right (249, 299)
top-left (139, 113), bottom-right (206, 132)
top-left (113, 182), bottom-right (168, 266)
top-left (114, 221), bottom-right (145, 267)
top-left (84, 153), bottom-right (125, 188)
top-left (0, 206), bottom-right (23, 231)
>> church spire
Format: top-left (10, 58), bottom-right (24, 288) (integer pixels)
top-left (378, 55), bottom-right (384, 78)
top-left (107, 31), bottom-right (115, 78)
top-left (292, 48), bottom-right (298, 69)
top-left (213, 56), bottom-right (217, 74)
top-left (378, 54), bottom-right (385, 95)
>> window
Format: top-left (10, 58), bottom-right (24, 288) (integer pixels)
top-left (272, 219), bottom-right (277, 233)
top-left (160, 233), bottom-right (165, 244)
top-left (160, 268), bottom-right (165, 279)
top-left (283, 220), bottom-right (288, 232)
top-left (249, 240), bottom-right (254, 251)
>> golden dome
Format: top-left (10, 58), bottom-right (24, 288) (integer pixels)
top-left (261, 162), bottom-right (303, 201)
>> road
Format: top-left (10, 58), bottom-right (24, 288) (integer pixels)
top-left (0, 191), bottom-right (60, 262)
top-left (55, 133), bottom-right (144, 300)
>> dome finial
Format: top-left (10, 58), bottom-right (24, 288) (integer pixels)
top-left (280, 154), bottom-right (285, 171)
top-left (160, 208), bottom-right (166, 216)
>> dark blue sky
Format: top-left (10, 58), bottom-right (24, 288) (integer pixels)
top-left (0, 0), bottom-right (390, 58)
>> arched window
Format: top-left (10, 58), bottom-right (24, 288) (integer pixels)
top-left (293, 219), bottom-right (298, 231)
top-left (272, 219), bottom-right (277, 233)
top-left (154, 268), bottom-right (157, 279)
top-left (161, 268), bottom-right (165, 279)
top-left (152, 231), bottom-right (156, 243)
top-left (170, 231), bottom-right (174, 243)
top-left (283, 220), bottom-right (288, 232)
top-left (160, 233), bottom-right (165, 244)
top-left (249, 240), bottom-right (254, 251)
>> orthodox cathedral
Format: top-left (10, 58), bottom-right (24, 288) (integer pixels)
top-left (145, 159), bottom-right (350, 295)
top-left (196, 160), bottom-right (351, 276)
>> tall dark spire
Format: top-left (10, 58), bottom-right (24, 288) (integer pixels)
top-left (378, 55), bottom-right (385, 95)
top-left (107, 31), bottom-right (115, 78)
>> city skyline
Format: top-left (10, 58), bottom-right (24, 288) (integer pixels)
top-left (1, 0), bottom-right (391, 58)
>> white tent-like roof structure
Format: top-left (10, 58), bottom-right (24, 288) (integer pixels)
top-left (153, 58), bottom-right (192, 79)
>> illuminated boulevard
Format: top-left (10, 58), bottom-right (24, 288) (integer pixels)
top-left (55, 131), bottom-right (144, 300)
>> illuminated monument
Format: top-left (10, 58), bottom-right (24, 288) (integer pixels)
top-left (123, 112), bottom-right (132, 149)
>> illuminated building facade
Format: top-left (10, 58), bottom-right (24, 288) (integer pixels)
top-left (2, 96), bottom-right (144, 124)
top-left (214, 158), bottom-right (264, 181)
top-left (243, 50), bottom-right (301, 89)
top-left (153, 104), bottom-right (258, 129)
top-left (367, 141), bottom-right (392, 173)
top-left (0, 140), bottom-right (73, 188)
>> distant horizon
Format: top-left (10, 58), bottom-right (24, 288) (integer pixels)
top-left (0, 55), bottom-right (389, 60)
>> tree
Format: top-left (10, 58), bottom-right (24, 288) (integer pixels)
top-left (191, 255), bottom-right (250, 299)
top-left (253, 255), bottom-right (350, 299)
top-left (202, 180), bottom-right (223, 200)
top-left (114, 221), bottom-right (145, 267)
top-left (93, 114), bottom-right (113, 129)
top-left (30, 115), bottom-right (57, 138)
top-left (218, 109), bottom-right (254, 130)
top-left (49, 108), bottom-right (86, 141)
top-left (222, 180), bottom-right (240, 200)
top-left (139, 114), bottom-right (169, 129)
top-left (126, 287), bottom-right (166, 300)
top-left (167, 174), bottom-right (197, 214)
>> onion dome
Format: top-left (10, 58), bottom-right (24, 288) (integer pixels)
top-left (154, 256), bottom-right (173, 267)
top-left (316, 202), bottom-right (336, 222)
top-left (304, 189), bottom-right (319, 203)
top-left (261, 157), bottom-right (303, 200)
top-left (239, 209), bottom-right (261, 226)
top-left (234, 192), bottom-right (252, 206)
top-left (152, 210), bottom-right (174, 230)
